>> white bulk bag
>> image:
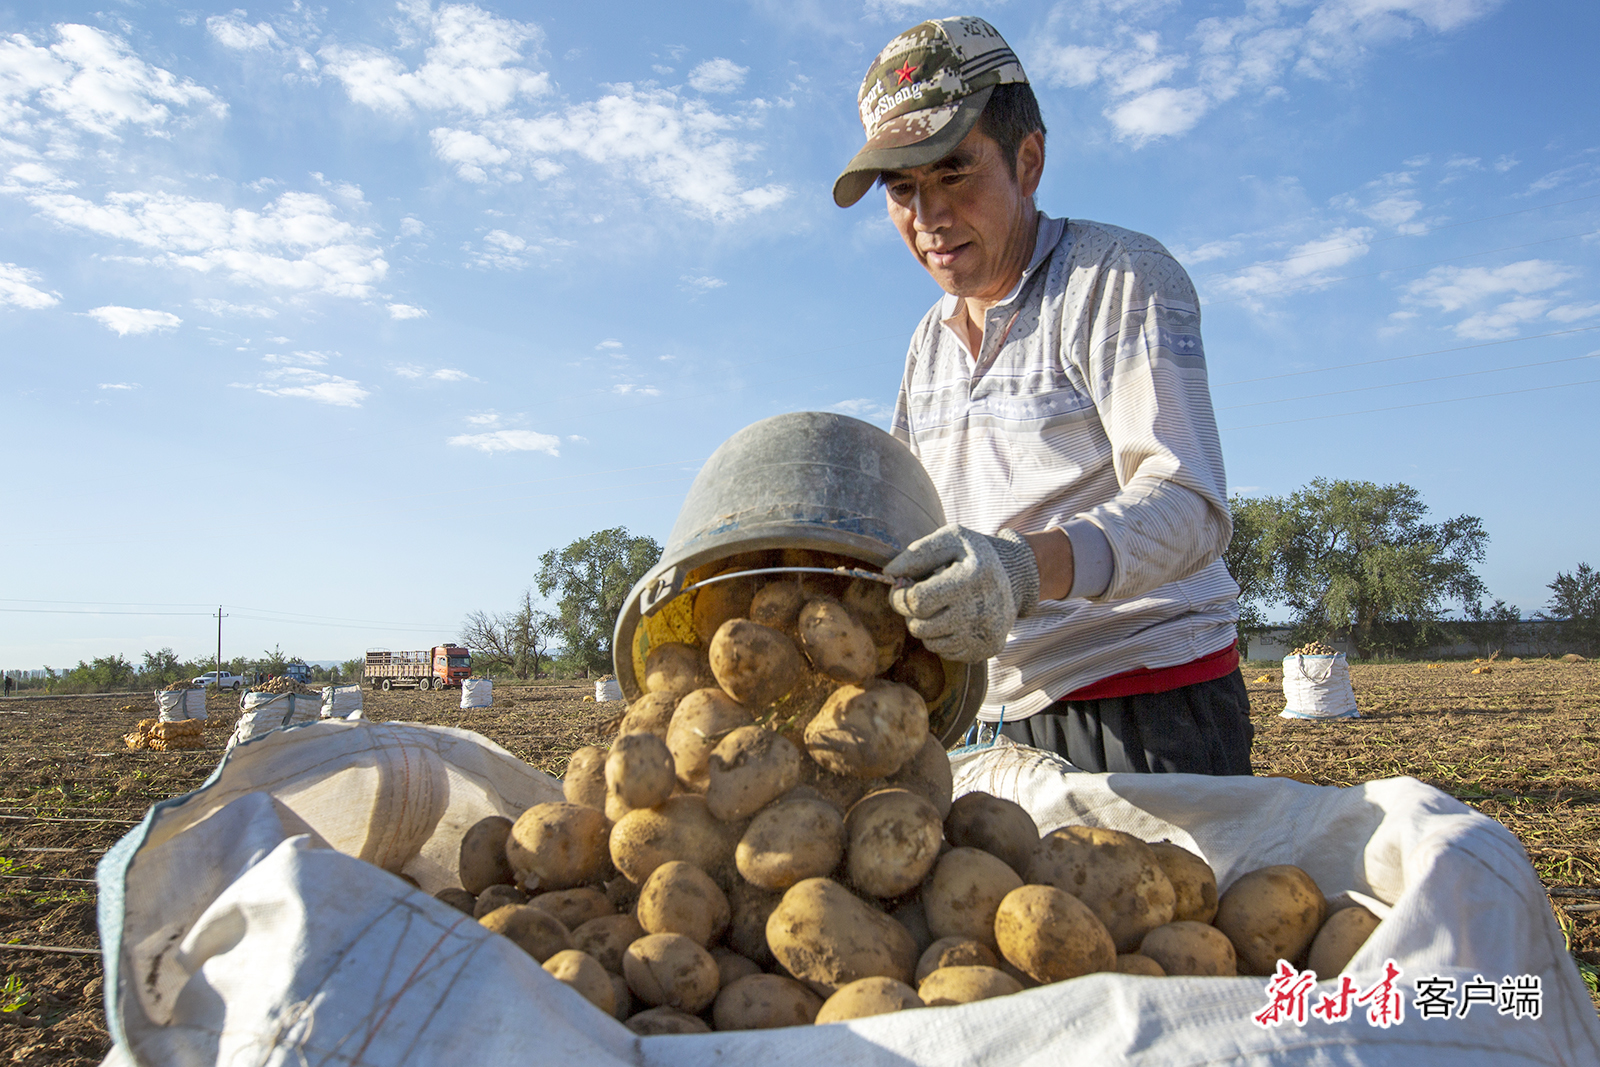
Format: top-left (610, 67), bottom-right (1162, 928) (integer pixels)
top-left (154, 688), bottom-right (206, 723)
top-left (320, 684), bottom-right (363, 719)
top-left (95, 726), bottom-right (1599, 1066)
top-left (1282, 652), bottom-right (1359, 719)
top-left (595, 678), bottom-right (623, 702)
top-left (229, 692), bottom-right (322, 749)
top-left (460, 678), bottom-right (492, 709)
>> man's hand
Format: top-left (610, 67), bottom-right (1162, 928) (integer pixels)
top-left (883, 525), bottom-right (1041, 663)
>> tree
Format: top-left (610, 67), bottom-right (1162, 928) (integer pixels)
top-left (1265, 478), bottom-right (1488, 660)
top-left (536, 527), bottom-right (662, 676)
top-left (1462, 598), bottom-right (1521, 658)
top-left (462, 589), bottom-right (557, 680)
top-left (1540, 562), bottom-right (1600, 656)
top-left (1224, 494), bottom-right (1284, 654)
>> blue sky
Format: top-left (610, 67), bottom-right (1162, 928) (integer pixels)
top-left (3, 0), bottom-right (1597, 670)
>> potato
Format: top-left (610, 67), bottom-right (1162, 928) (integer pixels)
top-left (506, 802), bottom-right (613, 892)
top-left (706, 725), bottom-right (802, 822)
top-left (889, 646), bottom-right (946, 706)
top-left (609, 971), bottom-right (632, 1020)
top-left (921, 847), bottom-right (1023, 949)
top-left (994, 884), bottom-right (1116, 983)
top-left (710, 619), bottom-right (806, 709)
top-left (528, 886), bottom-right (613, 930)
top-left (609, 794), bottom-right (739, 885)
top-left (623, 932), bottom-right (721, 1014)
top-left (842, 578), bottom-right (908, 672)
top-left (1138, 920), bottom-right (1237, 976)
top-left (815, 976), bottom-right (923, 1023)
top-left (805, 681), bottom-right (929, 779)
top-left (693, 572), bottom-right (757, 644)
top-left (619, 691), bottom-right (680, 740)
top-left (945, 792), bottom-right (1038, 876)
top-left (796, 756), bottom-right (879, 814)
top-left (917, 965), bottom-right (1023, 1006)
top-left (473, 883), bottom-right (528, 919)
top-left (766, 877), bottom-right (919, 995)
top-left (845, 788), bottom-right (943, 898)
top-left (1307, 905), bottom-right (1381, 977)
top-left (726, 880), bottom-right (783, 966)
top-left (736, 796), bottom-right (845, 890)
top-left (458, 815), bottom-right (516, 895)
top-left (605, 732), bottom-right (676, 821)
top-left (667, 688), bottom-right (755, 792)
top-left (1149, 841), bottom-right (1218, 924)
top-left (750, 578), bottom-right (806, 631)
top-left (713, 973), bottom-right (824, 1030)
top-left (712, 947), bottom-right (763, 987)
top-left (1026, 826), bottom-right (1176, 953)
top-left (479, 904), bottom-right (573, 963)
top-left (797, 600), bottom-right (879, 684)
top-left (434, 886), bottom-right (477, 915)
top-left (1114, 953), bottom-right (1166, 977)
top-left (625, 1006), bottom-right (712, 1035)
top-left (563, 747), bottom-right (609, 811)
top-left (915, 937), bottom-right (999, 983)
top-left (542, 949), bottom-right (617, 1015)
top-left (889, 895), bottom-right (936, 958)
top-left (570, 912), bottom-right (645, 973)
top-left (1213, 865), bottom-right (1327, 976)
top-left (636, 861), bottom-right (730, 947)
top-left (644, 642), bottom-right (707, 701)
top-left (885, 733), bottom-right (954, 819)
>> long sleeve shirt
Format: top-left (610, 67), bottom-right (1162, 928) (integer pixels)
top-left (891, 213), bottom-right (1240, 720)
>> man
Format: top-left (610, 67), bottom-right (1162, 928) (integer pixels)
top-left (836, 17), bottom-right (1252, 775)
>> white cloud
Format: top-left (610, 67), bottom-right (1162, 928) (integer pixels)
top-left (1168, 239), bottom-right (1240, 265)
top-left (1209, 227), bottom-right (1374, 306)
top-left (192, 297), bottom-right (277, 317)
top-left (473, 228), bottom-right (528, 269)
top-left (320, 2), bottom-right (549, 116)
top-left (566, 434), bottom-right (588, 443)
top-left (1105, 87), bottom-right (1209, 145)
top-left (262, 350), bottom-right (328, 366)
top-left (680, 274), bottom-right (726, 293)
top-left (687, 58), bottom-right (748, 94)
top-left (1404, 260), bottom-right (1575, 313)
top-left (398, 216), bottom-right (426, 237)
top-left (22, 189), bottom-right (387, 299)
top-left (612, 383), bottom-right (661, 396)
top-left (207, 13), bottom-right (282, 52)
top-left (465, 411), bottom-right (501, 426)
top-left (447, 429), bottom-right (561, 454)
top-left (595, 338), bottom-right (623, 349)
top-left (251, 366), bottom-right (369, 406)
top-left (391, 363), bottom-right (424, 378)
top-left (431, 368), bottom-right (473, 381)
top-left (1451, 298), bottom-right (1550, 340)
top-left (829, 398), bottom-right (892, 423)
top-left (97, 382), bottom-right (138, 390)
top-left (1547, 303), bottom-right (1600, 324)
top-left (0, 262), bottom-right (60, 309)
top-left (87, 306), bottom-right (181, 335)
top-left (387, 302), bottom-right (427, 319)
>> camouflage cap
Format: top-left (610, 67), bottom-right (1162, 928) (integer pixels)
top-left (834, 16), bottom-right (1028, 208)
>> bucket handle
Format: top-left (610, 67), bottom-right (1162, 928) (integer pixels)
top-left (640, 565), bottom-right (898, 617)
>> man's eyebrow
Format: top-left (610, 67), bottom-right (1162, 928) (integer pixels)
top-left (878, 149), bottom-right (979, 186)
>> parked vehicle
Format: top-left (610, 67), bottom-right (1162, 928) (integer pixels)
top-left (191, 671), bottom-right (245, 691)
top-left (364, 646), bottom-right (471, 691)
top-left (284, 662), bottom-right (313, 684)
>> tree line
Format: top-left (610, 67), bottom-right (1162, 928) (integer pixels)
top-left (1227, 477), bottom-right (1598, 659)
top-left (10, 645), bottom-right (359, 695)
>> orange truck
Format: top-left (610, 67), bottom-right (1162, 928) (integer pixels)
top-left (364, 645), bottom-right (471, 690)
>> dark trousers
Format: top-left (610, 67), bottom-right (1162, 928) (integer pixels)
top-left (996, 668), bottom-right (1255, 775)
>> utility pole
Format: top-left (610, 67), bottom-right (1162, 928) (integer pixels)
top-left (215, 606), bottom-right (227, 683)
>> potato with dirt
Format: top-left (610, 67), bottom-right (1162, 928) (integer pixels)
top-left (1307, 904), bottom-right (1381, 976)
top-left (1138, 920), bottom-right (1237, 976)
top-left (750, 578), bottom-right (806, 631)
top-left (917, 965), bottom-right (1023, 1006)
top-left (921, 847), bottom-right (1022, 949)
top-left (458, 814), bottom-right (516, 894)
top-left (605, 732), bottom-right (675, 821)
top-left (805, 680), bottom-right (929, 779)
top-left (635, 860), bottom-right (730, 947)
top-left (1149, 841), bottom-right (1219, 924)
top-left (619, 692), bottom-right (680, 740)
top-left (1213, 864), bottom-right (1327, 975)
top-left (625, 1007), bottom-right (712, 1035)
top-left (766, 877), bottom-right (919, 994)
top-left (570, 912), bottom-right (645, 973)
top-left (885, 732), bottom-right (954, 819)
top-left (889, 646), bottom-right (946, 706)
top-left (562, 746), bottom-right (608, 811)
top-left (609, 794), bottom-right (739, 885)
top-left (705, 725), bottom-right (801, 822)
top-left (845, 788), bottom-right (944, 898)
top-left (726, 880), bottom-right (784, 966)
top-left (644, 642), bottom-right (708, 701)
top-left (842, 578), bottom-right (908, 672)
top-left (623, 932), bottom-right (722, 1014)
top-left (541, 949), bottom-right (617, 1015)
top-left (710, 619), bottom-right (807, 709)
top-left (1026, 825), bottom-right (1176, 953)
top-left (506, 802), bottom-right (613, 891)
top-left (736, 795), bottom-right (845, 891)
top-left (944, 792), bottom-right (1038, 876)
top-left (797, 599), bottom-right (879, 684)
top-left (528, 886), bottom-right (613, 930)
top-left (993, 884), bottom-right (1116, 984)
top-left (693, 572), bottom-right (758, 644)
top-left (915, 937), bottom-right (1000, 982)
top-left (712, 973), bottom-right (825, 1030)
top-left (815, 976), bottom-right (923, 1023)
top-left (478, 903), bottom-right (573, 963)
top-left (667, 688), bottom-right (754, 792)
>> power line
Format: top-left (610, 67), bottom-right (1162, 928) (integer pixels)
top-left (1219, 376), bottom-right (1600, 432)
top-left (1217, 352), bottom-right (1600, 411)
top-left (0, 608), bottom-right (210, 617)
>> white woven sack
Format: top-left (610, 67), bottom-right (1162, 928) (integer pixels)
top-left (320, 684), bottom-right (363, 719)
top-left (229, 692), bottom-right (322, 749)
top-left (154, 689), bottom-right (206, 723)
top-left (96, 727), bottom-right (1599, 1067)
top-left (461, 677), bottom-right (492, 709)
top-left (1282, 652), bottom-right (1359, 719)
top-left (595, 678), bottom-right (623, 702)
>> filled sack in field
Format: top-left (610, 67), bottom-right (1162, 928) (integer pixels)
top-left (97, 725), bottom-right (1598, 1066)
top-left (228, 692), bottom-right (323, 750)
top-left (1281, 652), bottom-right (1359, 719)
top-left (320, 684), bottom-right (363, 719)
top-left (461, 678), bottom-right (493, 709)
top-left (154, 688), bottom-right (206, 723)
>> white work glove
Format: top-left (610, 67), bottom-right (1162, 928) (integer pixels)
top-left (883, 525), bottom-right (1040, 663)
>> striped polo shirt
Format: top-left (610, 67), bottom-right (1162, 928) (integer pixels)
top-left (891, 213), bottom-right (1241, 721)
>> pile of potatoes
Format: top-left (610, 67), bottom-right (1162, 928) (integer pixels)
top-left (433, 556), bottom-right (1382, 1032)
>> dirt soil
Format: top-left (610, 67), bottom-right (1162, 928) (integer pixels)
top-left (0, 661), bottom-right (1594, 1063)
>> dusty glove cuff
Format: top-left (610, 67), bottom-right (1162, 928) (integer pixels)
top-left (992, 528), bottom-right (1041, 619)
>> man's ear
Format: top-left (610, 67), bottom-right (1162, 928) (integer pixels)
top-left (1016, 130), bottom-right (1045, 199)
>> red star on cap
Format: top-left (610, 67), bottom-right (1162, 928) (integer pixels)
top-left (894, 61), bottom-right (917, 85)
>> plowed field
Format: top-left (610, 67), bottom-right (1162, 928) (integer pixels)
top-left (0, 660), bottom-right (1593, 1063)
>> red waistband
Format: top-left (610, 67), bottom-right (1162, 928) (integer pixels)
top-left (1059, 642), bottom-right (1240, 702)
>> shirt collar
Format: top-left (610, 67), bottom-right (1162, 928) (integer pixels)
top-left (937, 211), bottom-right (1066, 324)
